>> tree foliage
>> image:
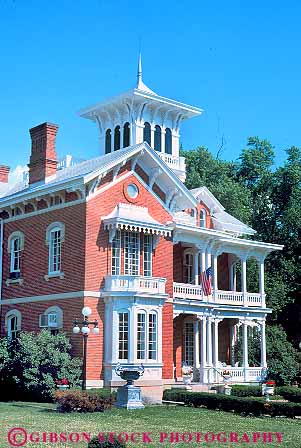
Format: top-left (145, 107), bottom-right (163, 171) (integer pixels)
top-left (0, 330), bottom-right (82, 401)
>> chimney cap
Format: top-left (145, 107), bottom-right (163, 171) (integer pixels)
top-left (29, 122), bottom-right (59, 133)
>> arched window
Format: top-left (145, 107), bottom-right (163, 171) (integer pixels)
top-left (143, 122), bottom-right (151, 145)
top-left (114, 126), bottom-right (121, 151)
top-left (165, 128), bottom-right (172, 154)
top-left (118, 310), bottom-right (129, 360)
top-left (137, 311), bottom-right (146, 360)
top-left (183, 251), bottom-right (194, 284)
top-left (148, 311), bottom-right (157, 360)
top-left (46, 222), bottom-right (65, 275)
top-left (200, 209), bottom-right (206, 228)
top-left (123, 122), bottom-right (130, 148)
top-left (105, 129), bottom-right (111, 154)
top-left (8, 231), bottom-right (24, 277)
top-left (39, 306), bottom-right (63, 331)
top-left (5, 310), bottom-right (21, 340)
top-left (154, 125), bottom-right (161, 151)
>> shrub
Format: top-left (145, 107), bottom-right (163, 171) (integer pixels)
top-left (266, 325), bottom-right (299, 385)
top-left (55, 390), bottom-right (113, 413)
top-left (163, 390), bottom-right (301, 418)
top-left (230, 385), bottom-right (262, 397)
top-left (0, 331), bottom-right (82, 402)
top-left (88, 435), bottom-right (126, 448)
top-left (277, 386), bottom-right (301, 403)
top-left (87, 388), bottom-right (117, 400)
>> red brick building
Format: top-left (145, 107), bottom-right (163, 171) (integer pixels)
top-left (0, 62), bottom-right (282, 401)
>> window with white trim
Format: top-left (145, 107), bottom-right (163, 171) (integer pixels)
top-left (111, 231), bottom-right (153, 277)
top-left (183, 252), bottom-right (194, 284)
top-left (39, 306), bottom-right (63, 331)
top-left (112, 230), bottom-right (121, 275)
top-left (184, 321), bottom-right (194, 365)
top-left (200, 209), bottom-right (206, 228)
top-left (8, 232), bottom-right (24, 276)
top-left (137, 312), bottom-right (146, 360)
top-left (148, 312), bottom-right (157, 360)
top-left (124, 231), bottom-right (140, 275)
top-left (136, 310), bottom-right (158, 361)
top-left (143, 235), bottom-right (152, 276)
top-left (49, 228), bottom-right (62, 274)
top-left (118, 312), bottom-right (129, 360)
top-left (10, 237), bottom-right (21, 273)
top-left (5, 310), bottom-right (21, 340)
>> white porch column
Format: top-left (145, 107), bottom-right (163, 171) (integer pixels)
top-left (200, 317), bottom-right (207, 383)
top-left (194, 250), bottom-right (199, 285)
top-left (200, 250), bottom-right (206, 274)
top-left (241, 256), bottom-right (248, 306)
top-left (212, 253), bottom-right (218, 301)
top-left (193, 320), bottom-right (200, 380)
top-left (213, 318), bottom-right (222, 381)
top-left (242, 320), bottom-right (249, 381)
top-left (260, 320), bottom-right (267, 368)
top-left (150, 124), bottom-right (155, 149)
top-left (207, 317), bottom-right (213, 382)
top-left (230, 261), bottom-right (237, 291)
top-left (259, 258), bottom-right (266, 307)
top-left (230, 324), bottom-right (236, 366)
top-left (206, 251), bottom-right (211, 270)
top-left (161, 128), bottom-right (166, 153)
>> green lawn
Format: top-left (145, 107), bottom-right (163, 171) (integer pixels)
top-left (0, 402), bottom-right (300, 447)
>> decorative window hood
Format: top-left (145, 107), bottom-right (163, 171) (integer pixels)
top-left (102, 203), bottom-right (172, 242)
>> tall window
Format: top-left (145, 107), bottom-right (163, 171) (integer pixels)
top-left (124, 232), bottom-right (140, 275)
top-left (118, 312), bottom-right (129, 360)
top-left (8, 232), bottom-right (24, 276)
top-left (154, 125), bottom-right (161, 151)
top-left (123, 122), bottom-right (130, 148)
top-left (143, 122), bottom-right (151, 145)
top-left (114, 126), bottom-right (121, 151)
top-left (137, 312), bottom-right (146, 360)
top-left (165, 128), bottom-right (172, 154)
top-left (49, 228), bottom-right (62, 273)
top-left (184, 322), bottom-right (194, 365)
top-left (143, 235), bottom-right (152, 276)
top-left (183, 252), bottom-right (194, 283)
top-left (148, 312), bottom-right (157, 360)
top-left (10, 237), bottom-right (21, 273)
top-left (112, 230), bottom-right (121, 275)
top-left (5, 310), bottom-right (21, 340)
top-left (105, 129), bottom-right (112, 154)
top-left (200, 209), bottom-right (206, 228)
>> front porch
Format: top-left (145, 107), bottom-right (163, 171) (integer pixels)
top-left (173, 312), bottom-right (268, 386)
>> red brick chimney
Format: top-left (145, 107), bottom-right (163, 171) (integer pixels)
top-left (0, 165), bottom-right (10, 184)
top-left (28, 122), bottom-right (59, 184)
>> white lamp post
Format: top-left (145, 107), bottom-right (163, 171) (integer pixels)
top-left (72, 306), bottom-right (99, 390)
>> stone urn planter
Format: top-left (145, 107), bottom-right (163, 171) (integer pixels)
top-left (183, 374), bottom-right (192, 385)
top-left (115, 363), bottom-right (145, 409)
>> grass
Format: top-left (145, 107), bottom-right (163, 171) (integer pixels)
top-left (0, 401), bottom-right (300, 447)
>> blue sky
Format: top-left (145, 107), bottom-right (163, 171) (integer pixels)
top-left (0, 0), bottom-right (300, 175)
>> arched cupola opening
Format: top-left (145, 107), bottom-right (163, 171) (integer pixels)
top-left (165, 128), bottom-right (172, 154)
top-left (154, 125), bottom-right (161, 152)
top-left (143, 122), bottom-right (151, 145)
top-left (114, 126), bottom-right (121, 151)
top-left (123, 122), bottom-right (130, 148)
top-left (105, 129), bottom-right (112, 154)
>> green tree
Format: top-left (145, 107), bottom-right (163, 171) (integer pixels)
top-left (0, 330), bottom-right (82, 401)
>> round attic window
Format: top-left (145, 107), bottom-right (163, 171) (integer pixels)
top-left (127, 183), bottom-right (139, 199)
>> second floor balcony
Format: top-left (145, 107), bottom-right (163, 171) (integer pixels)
top-left (104, 275), bottom-right (167, 296)
top-left (173, 283), bottom-right (265, 307)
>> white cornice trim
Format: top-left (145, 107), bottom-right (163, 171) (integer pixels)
top-left (3, 198), bottom-right (85, 224)
top-left (1, 290), bottom-right (101, 305)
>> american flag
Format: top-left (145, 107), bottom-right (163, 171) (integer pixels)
top-left (200, 267), bottom-right (212, 296)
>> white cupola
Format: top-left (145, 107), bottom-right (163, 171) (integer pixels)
top-left (79, 55), bottom-right (203, 182)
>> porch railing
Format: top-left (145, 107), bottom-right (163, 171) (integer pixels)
top-left (173, 283), bottom-right (264, 307)
top-left (105, 275), bottom-right (166, 294)
top-left (213, 367), bottom-right (265, 383)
